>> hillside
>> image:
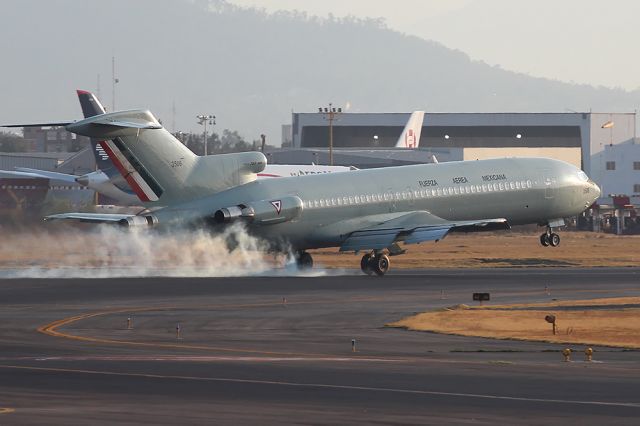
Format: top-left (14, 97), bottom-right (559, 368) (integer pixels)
top-left (1, 0), bottom-right (638, 142)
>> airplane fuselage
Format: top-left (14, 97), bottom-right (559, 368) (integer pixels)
top-left (154, 157), bottom-right (599, 251)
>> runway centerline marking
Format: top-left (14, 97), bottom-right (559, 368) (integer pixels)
top-left (0, 364), bottom-right (638, 409)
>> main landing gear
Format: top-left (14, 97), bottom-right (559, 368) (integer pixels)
top-left (539, 228), bottom-right (561, 247)
top-left (295, 251), bottom-right (313, 270)
top-left (360, 252), bottom-right (390, 276)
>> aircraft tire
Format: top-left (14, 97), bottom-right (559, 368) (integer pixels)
top-left (296, 252), bottom-right (313, 270)
top-left (373, 254), bottom-right (390, 276)
top-left (549, 233), bottom-right (560, 247)
top-left (540, 233), bottom-right (550, 247)
top-left (361, 254), bottom-right (374, 275)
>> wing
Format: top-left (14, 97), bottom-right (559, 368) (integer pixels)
top-left (339, 211), bottom-right (509, 252)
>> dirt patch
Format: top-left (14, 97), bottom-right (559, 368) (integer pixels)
top-left (388, 297), bottom-right (640, 349)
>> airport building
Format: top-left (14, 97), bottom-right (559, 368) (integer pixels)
top-left (276, 111), bottom-right (637, 195)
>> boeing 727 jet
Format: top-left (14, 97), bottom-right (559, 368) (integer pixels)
top-left (3, 104), bottom-right (599, 275)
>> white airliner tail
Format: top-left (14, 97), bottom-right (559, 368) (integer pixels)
top-left (395, 111), bottom-right (424, 148)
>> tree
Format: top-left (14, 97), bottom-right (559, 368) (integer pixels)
top-left (0, 132), bottom-right (28, 152)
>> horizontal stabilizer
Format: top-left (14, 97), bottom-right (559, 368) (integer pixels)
top-left (45, 212), bottom-right (136, 224)
top-left (92, 119), bottom-right (162, 130)
top-left (1, 122), bottom-right (73, 128)
top-left (15, 167), bottom-right (78, 183)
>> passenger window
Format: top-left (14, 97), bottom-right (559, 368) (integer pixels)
top-left (510, 182), bottom-right (515, 190)
top-left (526, 180), bottom-right (532, 188)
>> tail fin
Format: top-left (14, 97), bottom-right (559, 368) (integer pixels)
top-left (395, 111), bottom-right (425, 148)
top-left (66, 110), bottom-right (266, 205)
top-left (76, 89), bottom-right (117, 173)
top-left (77, 89), bottom-right (106, 117)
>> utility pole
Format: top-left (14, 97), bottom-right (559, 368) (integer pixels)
top-left (111, 56), bottom-right (119, 111)
top-left (318, 103), bottom-right (341, 165)
top-left (197, 114), bottom-right (215, 156)
top-left (171, 100), bottom-right (176, 133)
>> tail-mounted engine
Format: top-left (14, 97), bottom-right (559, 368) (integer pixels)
top-left (214, 195), bottom-right (303, 225)
top-left (118, 215), bottom-right (159, 227)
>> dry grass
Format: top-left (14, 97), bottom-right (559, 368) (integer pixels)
top-left (389, 297), bottom-right (640, 349)
top-left (311, 231), bottom-right (640, 269)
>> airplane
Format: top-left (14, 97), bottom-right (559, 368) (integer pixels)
top-left (395, 110), bottom-right (424, 148)
top-left (2, 104), bottom-right (600, 276)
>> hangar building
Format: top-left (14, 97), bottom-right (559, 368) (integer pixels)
top-left (275, 111), bottom-right (638, 200)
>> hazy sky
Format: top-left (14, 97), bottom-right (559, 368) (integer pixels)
top-left (230, 0), bottom-right (640, 91)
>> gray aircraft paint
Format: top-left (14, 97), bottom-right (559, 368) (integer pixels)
top-left (152, 156), bottom-right (598, 251)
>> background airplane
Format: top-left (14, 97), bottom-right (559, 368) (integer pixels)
top-left (4, 103), bottom-right (600, 276)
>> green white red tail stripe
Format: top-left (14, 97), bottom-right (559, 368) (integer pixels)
top-left (99, 140), bottom-right (161, 202)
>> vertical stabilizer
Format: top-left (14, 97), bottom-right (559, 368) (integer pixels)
top-left (76, 90), bottom-right (116, 173)
top-left (395, 111), bottom-right (425, 148)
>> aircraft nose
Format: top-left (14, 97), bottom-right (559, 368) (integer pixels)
top-left (592, 181), bottom-right (601, 199)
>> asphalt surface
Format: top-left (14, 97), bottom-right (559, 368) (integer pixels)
top-left (0, 268), bottom-right (639, 425)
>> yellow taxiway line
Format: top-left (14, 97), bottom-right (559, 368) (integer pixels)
top-left (36, 296), bottom-right (391, 359)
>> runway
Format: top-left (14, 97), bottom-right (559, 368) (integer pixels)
top-left (1, 268), bottom-right (639, 424)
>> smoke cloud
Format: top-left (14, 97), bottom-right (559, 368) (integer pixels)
top-left (0, 223), bottom-right (322, 278)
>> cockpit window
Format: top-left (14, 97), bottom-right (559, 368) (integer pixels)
top-left (577, 171), bottom-right (589, 181)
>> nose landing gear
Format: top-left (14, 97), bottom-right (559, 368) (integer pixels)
top-left (360, 252), bottom-right (390, 276)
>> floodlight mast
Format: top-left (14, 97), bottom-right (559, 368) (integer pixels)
top-left (197, 114), bottom-right (216, 156)
top-left (318, 103), bottom-right (342, 165)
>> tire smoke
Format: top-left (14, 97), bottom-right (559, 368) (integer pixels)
top-left (0, 223), bottom-right (281, 278)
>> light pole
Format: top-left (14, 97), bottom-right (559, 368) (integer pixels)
top-left (111, 56), bottom-right (119, 111)
top-left (197, 114), bottom-right (215, 156)
top-left (318, 103), bottom-right (342, 165)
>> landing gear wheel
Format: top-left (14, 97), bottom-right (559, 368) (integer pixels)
top-left (540, 233), bottom-right (550, 247)
top-left (296, 252), bottom-right (313, 270)
top-left (372, 254), bottom-right (390, 276)
top-left (549, 233), bottom-right (560, 247)
top-left (360, 253), bottom-right (374, 275)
